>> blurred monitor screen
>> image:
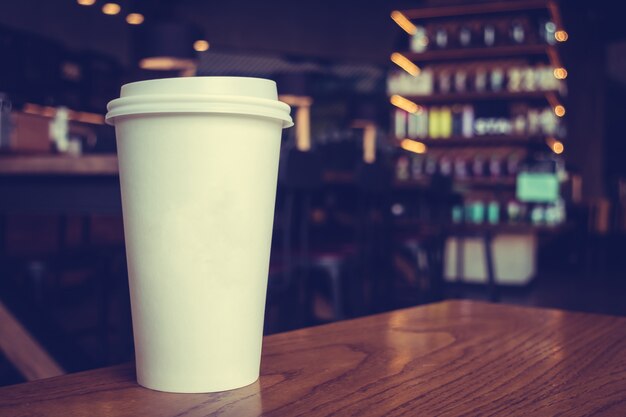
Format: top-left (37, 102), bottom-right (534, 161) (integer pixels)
top-left (516, 172), bottom-right (559, 203)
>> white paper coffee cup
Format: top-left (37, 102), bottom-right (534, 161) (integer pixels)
top-left (106, 77), bottom-right (292, 393)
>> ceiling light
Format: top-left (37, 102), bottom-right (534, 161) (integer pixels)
top-left (400, 139), bottom-right (427, 154)
top-left (193, 40), bottom-right (210, 52)
top-left (554, 105), bottom-right (566, 117)
top-left (135, 22), bottom-right (199, 71)
top-left (126, 13), bottom-right (144, 25)
top-left (139, 57), bottom-right (196, 71)
top-left (390, 95), bottom-right (422, 114)
top-left (391, 52), bottom-right (420, 76)
top-left (555, 30), bottom-right (568, 42)
top-left (553, 68), bottom-right (568, 79)
top-left (391, 11), bottom-right (416, 35)
top-left (102, 3), bottom-right (121, 15)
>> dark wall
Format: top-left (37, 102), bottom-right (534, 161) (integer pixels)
top-left (559, 0), bottom-right (607, 198)
top-left (0, 0), bottom-right (131, 66)
top-left (0, 0), bottom-right (412, 67)
top-left (560, 0), bottom-right (626, 198)
top-left (177, 0), bottom-right (401, 64)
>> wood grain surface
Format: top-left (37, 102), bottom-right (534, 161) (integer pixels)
top-left (0, 155), bottom-right (118, 176)
top-left (1, 300), bottom-right (626, 416)
top-left (0, 301), bottom-right (64, 381)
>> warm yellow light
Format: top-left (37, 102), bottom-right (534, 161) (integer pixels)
top-left (126, 13), bottom-right (144, 25)
top-left (390, 11), bottom-right (417, 35)
top-left (77, 0), bottom-right (96, 5)
top-left (74, 112), bottom-right (105, 125)
top-left (279, 95), bottom-right (313, 107)
top-left (139, 57), bottom-right (196, 71)
top-left (547, 136), bottom-right (565, 154)
top-left (390, 95), bottom-right (422, 114)
top-left (23, 103), bottom-right (106, 125)
top-left (554, 105), bottom-right (566, 117)
top-left (363, 124), bottom-right (377, 164)
top-left (23, 103), bottom-right (55, 117)
top-left (102, 2), bottom-right (120, 15)
top-left (193, 40), bottom-right (210, 52)
top-left (400, 138), bottom-right (427, 154)
top-left (546, 138), bottom-right (565, 155)
top-left (295, 106), bottom-right (311, 152)
top-left (553, 67), bottom-right (568, 79)
top-left (555, 30), bottom-right (568, 42)
top-left (390, 52), bottom-right (420, 76)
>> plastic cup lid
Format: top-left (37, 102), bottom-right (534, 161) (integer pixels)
top-left (105, 76), bottom-right (293, 128)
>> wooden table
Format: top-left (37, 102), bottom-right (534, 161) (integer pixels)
top-left (0, 155), bottom-right (119, 176)
top-left (1, 300), bottom-right (625, 416)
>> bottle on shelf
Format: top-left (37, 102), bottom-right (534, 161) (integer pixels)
top-left (452, 205), bottom-right (464, 223)
top-left (411, 154), bottom-right (425, 179)
top-left (396, 155), bottom-right (411, 181)
top-left (454, 154), bottom-right (469, 178)
top-left (507, 67), bottom-right (522, 92)
top-left (428, 106), bottom-right (441, 138)
top-left (440, 106), bottom-right (452, 138)
top-left (437, 70), bottom-right (453, 94)
top-left (521, 66), bottom-right (536, 91)
top-left (489, 154), bottom-right (504, 177)
top-left (487, 200), bottom-right (500, 224)
top-left (482, 22), bottom-right (497, 47)
top-left (472, 154), bottom-right (487, 177)
top-left (509, 19), bottom-right (526, 44)
top-left (416, 109), bottom-right (429, 138)
top-left (410, 26), bottom-right (429, 53)
top-left (539, 20), bottom-right (557, 45)
top-left (526, 109), bottom-right (540, 135)
top-left (407, 111), bottom-right (418, 138)
top-left (539, 108), bottom-right (558, 135)
top-left (433, 26), bottom-right (449, 49)
top-left (451, 105), bottom-right (464, 136)
top-left (454, 69), bottom-right (468, 92)
top-left (458, 24), bottom-right (473, 47)
top-left (474, 117), bottom-right (512, 136)
top-left (394, 109), bottom-right (407, 138)
top-left (461, 105), bottom-right (474, 138)
top-left (474, 67), bottom-right (488, 92)
top-left (506, 153), bottom-right (523, 176)
top-left (424, 153), bottom-right (439, 175)
top-left (530, 204), bottom-right (546, 224)
top-left (489, 66), bottom-right (505, 91)
top-left (507, 200), bottom-right (523, 223)
top-left (467, 200), bottom-right (486, 224)
top-left (439, 153), bottom-right (453, 176)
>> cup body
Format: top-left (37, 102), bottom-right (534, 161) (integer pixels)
top-left (107, 77), bottom-right (291, 393)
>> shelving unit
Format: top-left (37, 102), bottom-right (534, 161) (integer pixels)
top-left (395, 135), bottom-right (548, 148)
top-left (397, 0), bottom-right (562, 24)
top-left (388, 0), bottom-right (568, 288)
top-left (394, 176), bottom-right (516, 189)
top-left (400, 45), bottom-right (561, 68)
top-left (403, 90), bottom-right (561, 105)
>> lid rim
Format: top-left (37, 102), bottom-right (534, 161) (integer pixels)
top-left (106, 77), bottom-right (292, 128)
top-left (105, 102), bottom-right (293, 128)
top-left (107, 94), bottom-right (292, 128)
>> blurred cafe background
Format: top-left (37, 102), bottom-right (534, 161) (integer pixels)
top-left (1, 0), bottom-right (626, 386)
